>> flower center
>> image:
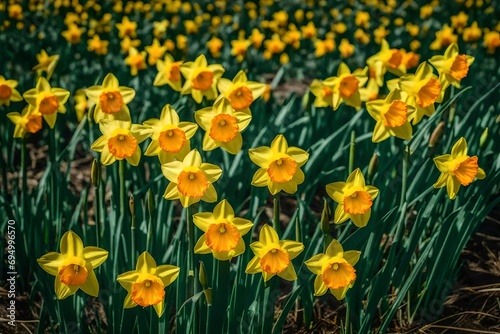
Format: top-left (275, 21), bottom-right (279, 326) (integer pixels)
top-left (449, 54), bottom-right (469, 80)
top-left (260, 247), bottom-right (290, 274)
top-left (168, 63), bottom-right (181, 82)
top-left (25, 114), bottom-right (43, 133)
top-left (267, 156), bottom-right (297, 183)
top-left (38, 95), bottom-right (59, 115)
top-left (228, 86), bottom-right (254, 110)
top-left (322, 86), bottom-right (333, 97)
top-left (339, 75), bottom-right (359, 98)
top-left (0, 84), bottom-right (12, 99)
top-left (131, 275), bottom-right (165, 307)
top-left (158, 127), bottom-right (186, 153)
top-left (99, 91), bottom-right (124, 114)
top-left (321, 260), bottom-right (356, 290)
top-left (205, 220), bottom-right (240, 252)
top-left (383, 100), bottom-right (407, 127)
top-left (58, 260), bottom-right (88, 286)
top-left (209, 114), bottom-right (239, 143)
top-left (130, 54), bottom-right (145, 69)
top-left (343, 190), bottom-right (373, 215)
top-left (450, 156), bottom-right (479, 186)
top-left (107, 132), bottom-right (138, 159)
top-left (177, 167), bottom-right (209, 198)
top-left (417, 78), bottom-right (440, 108)
top-left (192, 69), bottom-right (214, 91)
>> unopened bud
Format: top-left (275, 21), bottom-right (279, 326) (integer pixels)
top-left (199, 261), bottom-right (208, 288)
top-left (429, 121), bottom-right (445, 147)
top-left (480, 127), bottom-right (488, 150)
top-left (129, 194), bottom-right (135, 217)
top-left (320, 199), bottom-right (331, 235)
top-left (91, 159), bottom-right (100, 188)
top-left (367, 153), bottom-right (378, 183)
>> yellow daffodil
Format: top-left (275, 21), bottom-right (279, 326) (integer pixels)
top-left (305, 239), bottom-right (361, 300)
top-left (153, 19), bottom-right (169, 39)
top-left (430, 25), bottom-right (458, 51)
top-left (153, 54), bottom-right (183, 91)
top-left (124, 47), bottom-right (147, 76)
top-left (23, 77), bottom-right (70, 129)
top-left (429, 43), bottom-right (474, 92)
top-left (193, 200), bottom-right (253, 261)
top-left (145, 38), bottom-right (166, 66)
top-left (7, 106), bottom-right (43, 138)
top-left (116, 16), bottom-right (137, 38)
top-left (301, 21), bottom-right (317, 39)
top-left (245, 224), bottom-right (304, 282)
top-left (323, 63), bottom-right (368, 111)
top-left (450, 12), bottom-right (469, 32)
top-left (231, 39), bottom-right (251, 62)
top-left (8, 4), bottom-right (23, 20)
top-left (463, 22), bottom-right (482, 42)
top-left (325, 168), bottom-right (379, 228)
top-left (367, 39), bottom-right (406, 86)
top-left (483, 31), bottom-right (500, 54)
top-left (338, 38), bottom-right (355, 59)
top-left (366, 89), bottom-right (414, 142)
top-left (87, 35), bottom-right (109, 55)
top-left (117, 251), bottom-right (179, 317)
top-left (74, 89), bottom-right (88, 122)
top-left (310, 80), bottom-right (334, 108)
top-left (0, 76), bottom-right (23, 106)
top-left (91, 120), bottom-right (151, 166)
top-left (85, 73), bottom-right (135, 123)
top-left (62, 24), bottom-right (83, 44)
top-left (263, 34), bottom-right (286, 60)
top-left (248, 134), bottom-right (309, 195)
top-left (397, 62), bottom-right (441, 124)
top-left (32, 50), bottom-right (59, 80)
top-left (400, 50), bottom-right (420, 70)
top-left (355, 11), bottom-right (370, 29)
top-left (433, 137), bottom-right (486, 200)
top-left (217, 70), bottom-right (266, 112)
top-left (207, 36), bottom-right (224, 58)
top-left (249, 28), bottom-right (265, 48)
top-left (180, 54), bottom-right (225, 103)
top-left (161, 149), bottom-right (222, 207)
top-left (120, 36), bottom-right (141, 54)
top-left (37, 231), bottom-right (108, 300)
top-left (195, 97), bottom-right (251, 154)
top-left (143, 104), bottom-right (198, 164)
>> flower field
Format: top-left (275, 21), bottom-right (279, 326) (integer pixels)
top-left (1, 0), bottom-right (500, 333)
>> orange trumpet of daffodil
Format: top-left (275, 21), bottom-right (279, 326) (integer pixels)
top-left (429, 43), bottom-right (474, 94)
top-left (217, 70), bottom-right (267, 112)
top-left (0, 76), bottom-right (23, 106)
top-left (323, 63), bottom-right (368, 111)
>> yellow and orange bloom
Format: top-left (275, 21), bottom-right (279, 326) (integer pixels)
top-left (117, 252), bottom-right (179, 317)
top-left (91, 120), bottom-right (151, 166)
top-left (433, 137), bottom-right (486, 200)
top-left (161, 149), bottom-right (222, 207)
top-left (338, 39), bottom-right (355, 58)
top-left (85, 73), bottom-right (135, 123)
top-left (462, 22), bottom-right (482, 43)
top-left (145, 38), bottom-right (166, 66)
top-left (248, 134), bottom-right (309, 195)
top-left (323, 63), bottom-right (368, 111)
top-left (37, 231), bottom-right (108, 300)
top-left (0, 76), bottom-right (23, 106)
top-left (193, 200), bottom-right (253, 261)
top-left (7, 106), bottom-right (43, 138)
top-left (62, 24), bottom-right (83, 44)
top-left (249, 28), bottom-right (265, 48)
top-left (367, 39), bottom-right (406, 86)
top-left (120, 36), bottom-right (141, 54)
top-left (245, 224), bottom-right (304, 282)
top-left (326, 168), bottom-right (379, 228)
top-left (23, 77), bottom-right (70, 129)
top-left (305, 239), bottom-right (361, 300)
top-left (116, 16), bottom-right (137, 38)
top-left (87, 35), bottom-right (109, 55)
top-left (231, 39), bottom-right (251, 62)
top-left (143, 104), bottom-right (198, 164)
top-left (483, 31), bottom-right (500, 54)
top-left (217, 70), bottom-right (266, 112)
top-left (309, 80), bottom-right (334, 108)
top-left (207, 36), bottom-right (224, 58)
top-left (180, 55), bottom-right (225, 103)
top-left (366, 89), bottom-right (414, 142)
top-left (124, 47), bottom-right (147, 76)
top-left (153, 54), bottom-right (183, 91)
top-left (32, 49), bottom-right (59, 80)
top-left (430, 25), bottom-right (458, 50)
top-left (263, 34), bottom-right (286, 60)
top-left (74, 89), bottom-right (88, 122)
top-left (429, 43), bottom-right (474, 91)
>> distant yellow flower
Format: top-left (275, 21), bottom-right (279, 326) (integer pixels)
top-left (153, 19), bottom-right (169, 39)
top-left (310, 80), bottom-right (334, 108)
top-left (23, 77), bottom-right (70, 128)
top-left (406, 23), bottom-right (420, 37)
top-left (145, 38), bottom-right (166, 66)
top-left (249, 134), bottom-right (309, 195)
top-left (367, 39), bottom-right (406, 86)
top-left (86, 73), bottom-right (135, 123)
top-left (143, 104), bottom-right (197, 164)
top-left (333, 22), bottom-right (348, 35)
top-left (37, 231), bottom-right (108, 300)
top-left (462, 22), bottom-right (482, 42)
top-left (366, 88), bottom-right (414, 142)
top-left (420, 4), bottom-right (433, 19)
top-left (283, 28), bottom-right (301, 49)
top-left (74, 89), bottom-right (88, 122)
top-left (176, 35), bottom-right (188, 51)
top-left (193, 200), bottom-right (253, 261)
top-left (263, 34), bottom-right (286, 59)
top-left (153, 54), bottom-right (183, 91)
top-left (117, 251), bottom-right (179, 317)
top-left (354, 29), bottom-right (370, 44)
top-left (323, 63), bottom-right (368, 111)
top-left (231, 39), bottom-right (251, 62)
top-left (245, 224), bottom-right (304, 282)
top-left (0, 76), bottom-right (22, 106)
top-left (91, 120), bottom-right (151, 166)
top-left (433, 137), bottom-right (485, 200)
top-left (87, 35), bottom-right (109, 55)
top-left (180, 54), bottom-right (225, 103)
top-left (217, 70), bottom-right (266, 112)
top-left (373, 25), bottom-right (390, 44)
top-left (450, 11), bottom-right (469, 32)
top-left (326, 168), bottom-right (379, 228)
top-left (430, 25), bottom-right (458, 50)
top-left (7, 106), bottom-right (43, 138)
top-left (338, 38), bottom-right (355, 58)
top-left (305, 239), bottom-right (360, 300)
top-left (116, 16), bottom-right (137, 38)
top-left (120, 36), bottom-right (141, 54)
top-left (207, 36), bottom-right (224, 58)
top-left (124, 47), bottom-right (147, 76)
top-left (314, 40), bottom-right (327, 58)
top-left (184, 20), bottom-right (199, 34)
top-left (355, 11), bottom-right (370, 29)
top-left (61, 24), bottom-right (83, 44)
top-left (162, 149), bottom-right (222, 207)
top-left (272, 10), bottom-right (288, 27)
top-left (8, 4), bottom-right (23, 20)
top-left (32, 49), bottom-right (59, 79)
top-left (301, 21), bottom-right (317, 39)
top-left (429, 43), bottom-right (474, 91)
top-left (483, 30), bottom-right (500, 54)
top-left (249, 28), bottom-right (265, 48)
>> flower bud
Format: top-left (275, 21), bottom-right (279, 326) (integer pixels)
top-left (429, 121), bottom-right (445, 147)
top-left (367, 153), bottom-right (378, 183)
top-left (91, 158), bottom-right (100, 188)
top-left (320, 199), bottom-right (331, 235)
top-left (479, 127), bottom-right (488, 150)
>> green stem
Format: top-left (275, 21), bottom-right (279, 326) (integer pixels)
top-left (400, 146), bottom-right (409, 208)
top-left (273, 193), bottom-right (281, 237)
top-left (211, 260), bottom-right (229, 334)
top-left (348, 130), bottom-right (355, 173)
top-left (119, 160), bottom-right (126, 220)
top-left (94, 186), bottom-right (100, 247)
top-left (21, 137), bottom-right (28, 223)
top-left (131, 214), bottom-right (136, 265)
top-left (186, 206), bottom-right (195, 298)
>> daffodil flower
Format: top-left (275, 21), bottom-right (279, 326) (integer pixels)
top-left (0, 76), bottom-right (23, 106)
top-left (143, 104), bottom-right (198, 164)
top-left (249, 134), bottom-right (309, 195)
top-left (117, 252), bottom-right (180, 317)
top-left (37, 231), bottom-right (108, 300)
top-left (115, 16), bottom-right (137, 39)
top-left (7, 106), bottom-right (43, 138)
top-left (153, 54), bottom-right (183, 91)
top-left (366, 88), bottom-right (415, 142)
top-left (23, 77), bottom-right (70, 129)
top-left (86, 73), bottom-right (135, 123)
top-left (309, 79), bottom-right (334, 108)
top-left (162, 149), bottom-right (222, 208)
top-left (325, 168), bottom-right (379, 228)
top-left (145, 38), bottom-right (166, 66)
top-left (193, 200), bottom-right (253, 261)
top-left (433, 137), bottom-right (486, 200)
top-left (180, 54), bottom-right (225, 103)
top-left (74, 89), bottom-right (88, 122)
top-left (32, 49), bottom-right (59, 80)
top-left (125, 47), bottom-right (147, 76)
top-left (367, 39), bottom-right (406, 86)
top-left (91, 120), bottom-right (151, 166)
top-left (305, 239), bottom-right (360, 300)
top-left (429, 43), bottom-right (474, 94)
top-left (195, 97), bottom-right (251, 154)
top-left (245, 224), bottom-right (304, 282)
top-left (217, 70), bottom-right (267, 112)
top-left (323, 63), bottom-right (368, 110)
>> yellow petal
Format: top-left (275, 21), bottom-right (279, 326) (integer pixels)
top-left (259, 224), bottom-right (279, 244)
top-left (136, 251), bottom-right (157, 274)
top-left (451, 137), bottom-right (468, 157)
top-left (155, 264), bottom-right (180, 287)
top-left (245, 256), bottom-right (262, 274)
top-left (37, 252), bottom-right (64, 276)
top-left (55, 278), bottom-right (78, 300)
top-left (60, 231), bottom-right (84, 257)
top-left (350, 210), bottom-right (371, 228)
top-left (79, 266), bottom-right (99, 297)
top-left (314, 275), bottom-right (329, 296)
top-left (305, 253), bottom-right (326, 275)
top-left (82, 247), bottom-right (108, 268)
